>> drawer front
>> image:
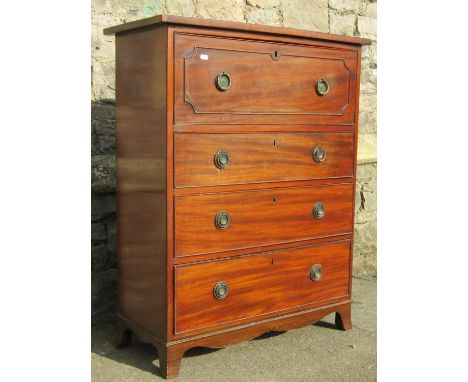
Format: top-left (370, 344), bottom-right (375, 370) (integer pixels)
top-left (174, 132), bottom-right (354, 188)
top-left (174, 33), bottom-right (358, 125)
top-left (174, 184), bottom-right (353, 257)
top-left (175, 241), bottom-right (351, 333)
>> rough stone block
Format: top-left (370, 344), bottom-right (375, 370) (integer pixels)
top-left (91, 0), bottom-right (107, 11)
top-left (353, 160), bottom-right (377, 278)
top-left (329, 0), bottom-right (359, 13)
top-left (92, 59), bottom-right (116, 101)
top-left (361, 41), bottom-right (377, 69)
top-left (360, 67), bottom-right (377, 94)
top-left (94, 0), bottom-right (146, 19)
top-left (358, 15), bottom-right (376, 40)
top-left (92, 269), bottom-right (117, 324)
top-left (367, 2), bottom-right (377, 18)
top-left (92, 194), bottom-right (116, 221)
top-left (359, 93), bottom-right (376, 114)
top-left (247, 0), bottom-right (280, 7)
top-left (358, 94), bottom-right (377, 135)
top-left (363, 173), bottom-right (376, 195)
top-left (92, 103), bottom-right (115, 122)
top-left (358, 111), bottom-right (377, 134)
top-left (362, 190), bottom-right (376, 212)
top-left (353, 247), bottom-right (377, 278)
top-left (246, 8), bottom-right (281, 26)
top-left (359, 1), bottom-right (377, 18)
top-left (92, 154), bottom-right (116, 193)
top-left (196, 0), bottom-right (245, 22)
top-left (91, 31), bottom-right (115, 62)
top-left (106, 221), bottom-right (117, 253)
top-left (92, 103), bottom-right (116, 154)
top-left (93, 134), bottom-right (116, 155)
top-left (357, 133), bottom-right (377, 164)
top-left (282, 0), bottom-right (329, 32)
top-left (329, 12), bottom-right (356, 36)
top-left (100, 135), bottom-right (116, 154)
top-left (354, 221), bottom-right (377, 254)
top-left (92, 223), bottom-right (107, 243)
top-left (355, 208), bottom-right (373, 225)
top-left (92, 120), bottom-right (115, 137)
top-left (143, 0), bottom-right (166, 17)
top-left (167, 0), bottom-right (196, 17)
top-left (92, 243), bottom-right (110, 273)
top-left (357, 161), bottom-right (376, 181)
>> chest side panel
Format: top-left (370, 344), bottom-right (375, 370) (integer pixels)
top-left (116, 26), bottom-right (168, 340)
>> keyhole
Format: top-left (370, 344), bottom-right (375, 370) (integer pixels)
top-left (273, 197), bottom-right (276, 203)
top-left (273, 139), bottom-right (276, 146)
top-left (271, 259), bottom-right (274, 265)
top-left (272, 50), bottom-right (280, 60)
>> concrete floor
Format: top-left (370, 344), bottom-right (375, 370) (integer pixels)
top-left (92, 279), bottom-right (376, 381)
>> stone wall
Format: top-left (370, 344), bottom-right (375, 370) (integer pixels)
top-left (91, 0), bottom-right (377, 324)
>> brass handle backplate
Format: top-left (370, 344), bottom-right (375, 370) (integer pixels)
top-left (316, 79), bottom-right (329, 96)
top-left (313, 146), bottom-right (326, 163)
top-left (214, 211), bottom-right (231, 230)
top-left (310, 264), bottom-right (323, 282)
top-left (313, 202), bottom-right (326, 219)
top-left (213, 281), bottom-right (229, 299)
top-left (215, 72), bottom-right (231, 91)
top-left (214, 150), bottom-right (230, 169)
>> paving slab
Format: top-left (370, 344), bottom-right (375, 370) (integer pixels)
top-left (92, 278), bottom-right (376, 381)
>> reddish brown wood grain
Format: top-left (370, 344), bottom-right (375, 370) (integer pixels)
top-left (175, 183), bottom-right (354, 257)
top-left (174, 32), bottom-right (357, 125)
top-left (104, 14), bottom-right (371, 46)
top-left (105, 16), bottom-right (364, 379)
top-left (172, 123), bottom-right (355, 133)
top-left (174, 132), bottom-right (354, 188)
top-left (165, 25), bottom-right (177, 348)
top-left (115, 25), bottom-right (168, 340)
top-left (174, 241), bottom-right (350, 333)
top-left (173, 177), bottom-right (355, 197)
top-left (172, 233), bottom-right (352, 265)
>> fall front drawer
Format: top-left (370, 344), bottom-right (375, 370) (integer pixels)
top-left (174, 183), bottom-right (353, 257)
top-left (174, 132), bottom-right (354, 187)
top-left (174, 240), bottom-right (351, 333)
top-left (174, 32), bottom-right (358, 125)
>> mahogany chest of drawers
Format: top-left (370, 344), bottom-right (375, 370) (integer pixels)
top-left (104, 15), bottom-right (370, 379)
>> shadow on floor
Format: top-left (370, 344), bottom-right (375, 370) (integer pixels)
top-left (313, 320), bottom-right (342, 331)
top-left (92, 325), bottom-right (225, 378)
top-left (92, 321), bottom-right (334, 379)
top-left (92, 326), bottom-right (159, 374)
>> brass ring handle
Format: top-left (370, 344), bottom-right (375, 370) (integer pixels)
top-left (214, 150), bottom-right (230, 169)
top-left (312, 202), bottom-right (326, 219)
top-left (215, 72), bottom-right (231, 91)
top-left (312, 146), bottom-right (326, 163)
top-left (316, 79), bottom-right (329, 96)
top-left (310, 264), bottom-right (323, 282)
top-left (214, 211), bottom-right (231, 230)
top-left (213, 281), bottom-right (229, 299)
